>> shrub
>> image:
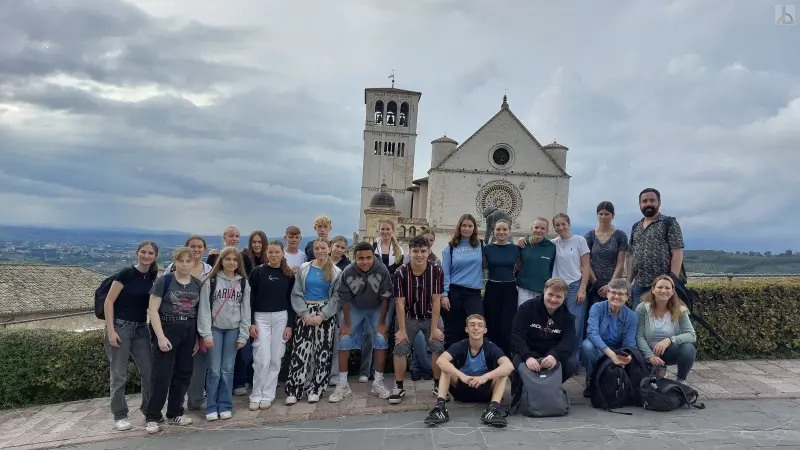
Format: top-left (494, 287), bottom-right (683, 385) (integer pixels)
top-left (1, 279), bottom-right (798, 407)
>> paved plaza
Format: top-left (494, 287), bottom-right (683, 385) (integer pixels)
top-left (1, 359), bottom-right (800, 449)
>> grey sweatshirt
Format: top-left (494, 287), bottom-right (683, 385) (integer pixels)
top-left (198, 272), bottom-right (252, 345)
top-left (338, 258), bottom-right (393, 309)
top-left (290, 262), bottom-right (342, 320)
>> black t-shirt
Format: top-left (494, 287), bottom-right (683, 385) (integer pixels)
top-left (446, 339), bottom-right (506, 377)
top-left (113, 266), bottom-right (157, 323)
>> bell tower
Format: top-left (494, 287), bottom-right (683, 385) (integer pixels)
top-left (359, 79), bottom-right (422, 238)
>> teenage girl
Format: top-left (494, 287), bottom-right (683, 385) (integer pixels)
top-left (198, 247), bottom-right (252, 421)
top-left (481, 219), bottom-right (520, 356)
top-left (284, 239), bottom-right (342, 405)
top-left (242, 230), bottom-right (268, 276)
top-left (441, 214), bottom-right (484, 349)
top-left (103, 241), bottom-right (159, 431)
top-left (248, 240), bottom-right (295, 410)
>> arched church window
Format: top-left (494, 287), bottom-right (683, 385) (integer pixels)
top-left (399, 226), bottom-right (406, 237)
top-left (399, 102), bottom-right (409, 127)
top-left (383, 141), bottom-right (389, 155)
top-left (409, 226), bottom-right (417, 236)
top-left (374, 100), bottom-right (384, 124)
top-left (374, 141), bottom-right (380, 155)
top-left (386, 101), bottom-right (397, 126)
top-left (397, 143), bottom-right (404, 157)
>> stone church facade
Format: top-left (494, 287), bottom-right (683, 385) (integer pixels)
top-left (359, 86), bottom-right (571, 256)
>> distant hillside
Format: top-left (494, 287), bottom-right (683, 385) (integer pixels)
top-left (684, 250), bottom-right (800, 274)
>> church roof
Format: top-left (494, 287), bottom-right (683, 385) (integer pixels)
top-left (428, 96), bottom-right (569, 176)
top-left (431, 136), bottom-right (458, 144)
top-left (412, 176), bottom-right (429, 185)
top-left (543, 140), bottom-right (569, 150)
top-left (369, 183), bottom-right (396, 209)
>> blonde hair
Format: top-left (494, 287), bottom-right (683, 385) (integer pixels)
top-left (314, 216), bottom-right (332, 228)
top-left (378, 218), bottom-right (403, 265)
top-left (312, 238), bottom-right (336, 283)
top-left (552, 213), bottom-right (571, 225)
top-left (544, 277), bottom-right (568, 294)
top-left (642, 275), bottom-right (686, 321)
top-left (206, 246), bottom-right (248, 281)
top-left (172, 247), bottom-right (195, 261)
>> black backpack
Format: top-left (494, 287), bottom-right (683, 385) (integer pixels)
top-left (591, 358), bottom-right (633, 414)
top-left (639, 376), bottom-right (706, 412)
top-left (623, 349), bottom-right (650, 407)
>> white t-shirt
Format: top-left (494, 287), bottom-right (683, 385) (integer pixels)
top-left (552, 235), bottom-right (590, 284)
top-left (285, 249), bottom-right (307, 268)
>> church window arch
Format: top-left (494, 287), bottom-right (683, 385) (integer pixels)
top-left (374, 100), bottom-right (384, 124)
top-left (397, 143), bottom-right (405, 157)
top-left (386, 101), bottom-right (397, 126)
top-left (475, 179), bottom-right (523, 219)
top-left (399, 102), bottom-right (409, 127)
top-left (409, 226), bottom-right (417, 236)
top-left (399, 226), bottom-right (406, 237)
top-left (374, 141), bottom-right (380, 155)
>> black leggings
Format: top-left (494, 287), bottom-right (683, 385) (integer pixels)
top-left (444, 284), bottom-right (483, 350)
top-left (482, 281), bottom-right (517, 356)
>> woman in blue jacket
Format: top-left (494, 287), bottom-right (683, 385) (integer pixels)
top-left (441, 214), bottom-right (484, 349)
top-left (580, 278), bottom-right (638, 398)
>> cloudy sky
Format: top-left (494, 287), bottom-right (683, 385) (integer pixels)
top-left (1, 0), bottom-right (797, 251)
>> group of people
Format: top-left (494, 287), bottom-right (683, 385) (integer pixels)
top-left (102, 187), bottom-right (698, 433)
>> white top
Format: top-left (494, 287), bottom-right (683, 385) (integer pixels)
top-left (648, 312), bottom-right (674, 348)
top-left (285, 249), bottom-right (307, 268)
top-left (552, 235), bottom-right (590, 284)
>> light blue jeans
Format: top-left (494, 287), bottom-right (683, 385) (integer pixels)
top-left (339, 305), bottom-right (389, 351)
top-left (206, 327), bottom-right (239, 415)
top-left (564, 280), bottom-right (585, 366)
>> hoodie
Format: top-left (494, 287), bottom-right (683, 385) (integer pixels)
top-left (338, 258), bottom-right (393, 310)
top-left (198, 272), bottom-right (252, 345)
top-left (510, 295), bottom-right (575, 363)
top-left (290, 262), bottom-right (342, 320)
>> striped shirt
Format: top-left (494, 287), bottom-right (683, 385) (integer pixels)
top-left (393, 263), bottom-right (443, 320)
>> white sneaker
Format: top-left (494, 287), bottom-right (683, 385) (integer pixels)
top-left (219, 411), bottom-right (232, 420)
top-left (114, 418), bottom-right (132, 431)
top-left (328, 384), bottom-right (352, 403)
top-left (308, 393), bottom-right (321, 403)
top-left (206, 412), bottom-right (219, 421)
top-left (358, 375), bottom-right (369, 383)
top-left (371, 382), bottom-right (391, 399)
top-left (285, 395), bottom-right (298, 405)
top-left (233, 387), bottom-right (248, 396)
top-left (259, 400), bottom-right (272, 410)
top-left (329, 378), bottom-right (338, 386)
top-left (145, 421), bottom-right (161, 434)
top-left (170, 415), bottom-right (193, 426)
top-left (249, 402), bottom-right (260, 411)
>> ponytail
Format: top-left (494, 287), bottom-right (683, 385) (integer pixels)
top-left (390, 236), bottom-right (403, 265)
top-left (148, 261), bottom-right (159, 276)
top-left (279, 256), bottom-right (294, 278)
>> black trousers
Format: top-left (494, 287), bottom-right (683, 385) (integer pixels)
top-left (483, 281), bottom-right (518, 356)
top-left (145, 318), bottom-right (196, 422)
top-left (443, 284), bottom-right (483, 350)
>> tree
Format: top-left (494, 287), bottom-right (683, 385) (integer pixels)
top-left (764, 251), bottom-right (772, 257)
top-left (785, 249), bottom-right (793, 256)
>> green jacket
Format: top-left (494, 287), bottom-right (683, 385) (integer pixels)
top-left (516, 238), bottom-right (555, 293)
top-left (635, 302), bottom-right (696, 359)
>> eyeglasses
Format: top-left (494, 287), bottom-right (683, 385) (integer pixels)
top-left (608, 291), bottom-right (628, 297)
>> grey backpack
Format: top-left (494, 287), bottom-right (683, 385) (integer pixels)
top-left (510, 361), bottom-right (570, 417)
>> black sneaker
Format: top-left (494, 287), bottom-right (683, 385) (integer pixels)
top-left (424, 405), bottom-right (449, 425)
top-left (583, 388), bottom-right (592, 398)
top-left (388, 387), bottom-right (405, 404)
top-left (480, 404), bottom-right (507, 428)
top-left (411, 371), bottom-right (422, 381)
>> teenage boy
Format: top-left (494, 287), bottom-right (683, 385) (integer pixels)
top-left (328, 242), bottom-right (393, 402)
top-left (284, 226), bottom-right (307, 273)
top-left (389, 235), bottom-right (445, 404)
top-left (425, 314), bottom-right (514, 427)
top-left (304, 216), bottom-right (332, 261)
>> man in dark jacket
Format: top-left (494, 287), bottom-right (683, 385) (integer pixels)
top-left (510, 278), bottom-right (578, 383)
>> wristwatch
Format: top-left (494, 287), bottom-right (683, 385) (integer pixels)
top-left (669, 337), bottom-right (676, 344)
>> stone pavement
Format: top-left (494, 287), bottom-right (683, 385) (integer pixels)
top-left (1, 359), bottom-right (799, 449)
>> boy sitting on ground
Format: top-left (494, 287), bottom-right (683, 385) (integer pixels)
top-left (424, 314), bottom-right (514, 428)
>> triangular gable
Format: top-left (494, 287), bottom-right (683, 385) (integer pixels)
top-left (429, 108), bottom-right (567, 176)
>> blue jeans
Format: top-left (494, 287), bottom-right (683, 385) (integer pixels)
top-left (564, 280), bottom-right (584, 366)
top-left (580, 339), bottom-right (623, 386)
top-left (655, 342), bottom-right (697, 381)
top-left (339, 306), bottom-right (388, 351)
top-left (631, 283), bottom-right (647, 311)
top-left (206, 328), bottom-right (239, 414)
top-left (233, 338), bottom-right (253, 389)
top-left (410, 331), bottom-right (432, 374)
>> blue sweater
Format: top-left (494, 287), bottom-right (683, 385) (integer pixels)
top-left (442, 239), bottom-right (484, 297)
top-left (586, 301), bottom-right (638, 352)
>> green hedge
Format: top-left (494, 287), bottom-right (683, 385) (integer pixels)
top-left (1, 279), bottom-right (798, 407)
